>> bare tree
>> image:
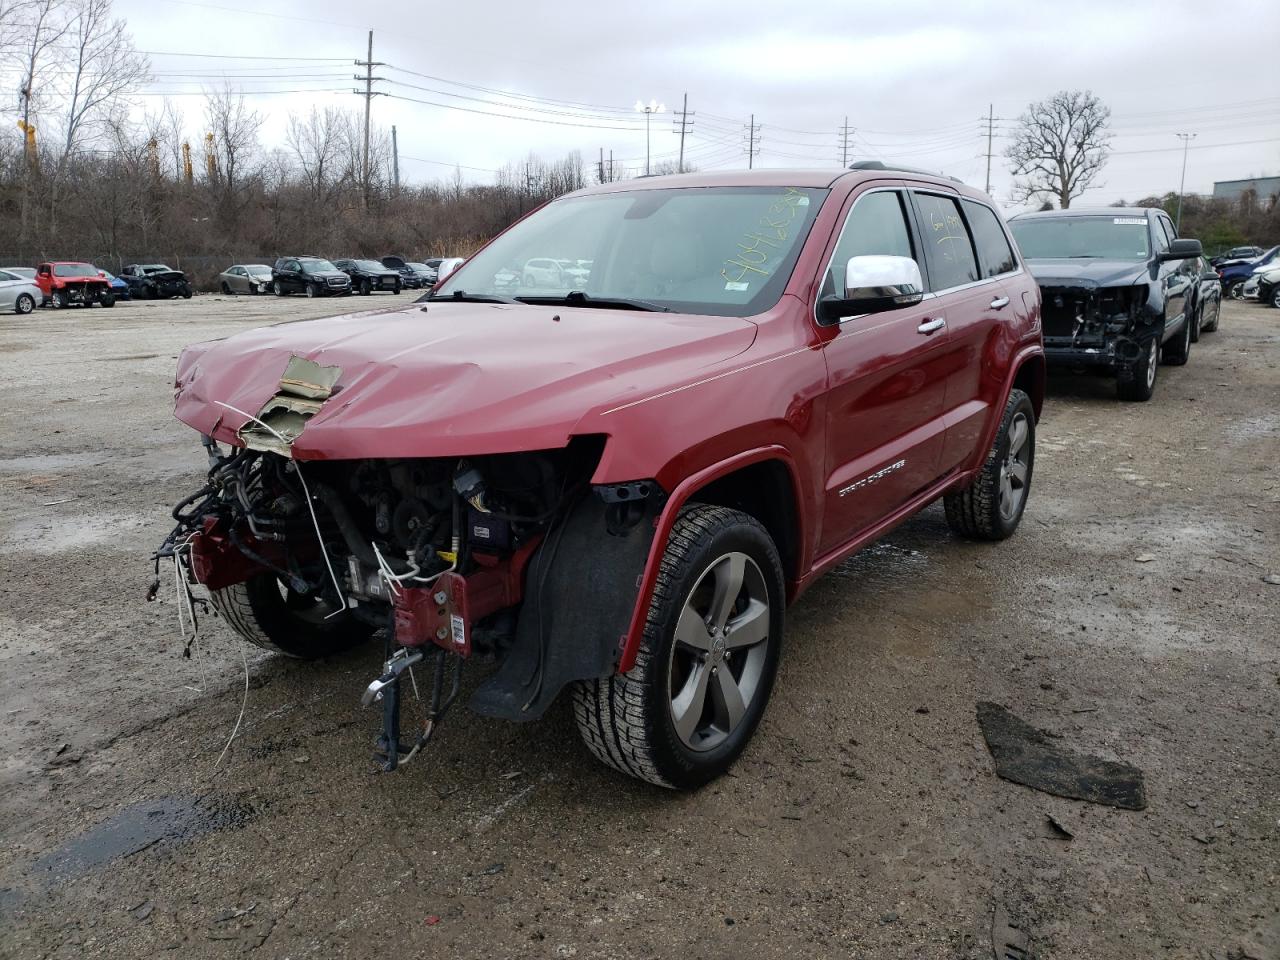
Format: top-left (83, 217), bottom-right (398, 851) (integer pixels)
top-left (56, 0), bottom-right (149, 163)
top-left (286, 107), bottom-right (346, 198)
top-left (203, 83), bottom-right (264, 197)
top-left (1006, 90), bottom-right (1111, 208)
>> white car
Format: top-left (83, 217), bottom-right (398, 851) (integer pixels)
top-left (522, 257), bottom-right (564, 287)
top-left (0, 268), bottom-right (41, 315)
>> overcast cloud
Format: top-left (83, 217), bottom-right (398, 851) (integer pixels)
top-left (91, 0), bottom-right (1280, 208)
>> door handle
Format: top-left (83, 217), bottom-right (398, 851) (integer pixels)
top-left (917, 317), bottom-right (946, 335)
top-left (990, 296), bottom-right (1010, 310)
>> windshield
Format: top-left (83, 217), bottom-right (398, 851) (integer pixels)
top-left (1010, 216), bottom-right (1151, 260)
top-left (354, 259), bottom-right (386, 271)
top-left (435, 186), bottom-right (827, 317)
top-left (302, 259), bottom-right (337, 273)
top-left (53, 263), bottom-right (96, 277)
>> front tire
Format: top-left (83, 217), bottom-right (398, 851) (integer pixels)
top-left (305, 283), bottom-right (318, 298)
top-left (1163, 314), bottom-right (1192, 366)
top-left (573, 505), bottom-right (784, 789)
top-left (208, 574), bottom-right (373, 659)
top-left (274, 281), bottom-right (286, 297)
top-left (99, 291), bottom-right (115, 308)
top-left (944, 388), bottom-right (1035, 541)
top-left (1225, 279), bottom-right (1244, 300)
top-left (1117, 335), bottom-right (1159, 401)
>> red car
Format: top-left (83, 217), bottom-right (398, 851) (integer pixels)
top-left (159, 165), bottom-right (1044, 787)
top-left (35, 261), bottom-right (115, 308)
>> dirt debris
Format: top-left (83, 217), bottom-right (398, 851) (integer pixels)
top-left (1, 296), bottom-right (1277, 958)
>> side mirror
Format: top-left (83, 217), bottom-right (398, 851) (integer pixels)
top-left (818, 255), bottom-right (924, 323)
top-left (1161, 238), bottom-right (1202, 261)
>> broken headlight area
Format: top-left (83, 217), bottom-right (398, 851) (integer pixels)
top-left (1040, 283), bottom-right (1149, 350)
top-left (151, 435), bottom-right (642, 770)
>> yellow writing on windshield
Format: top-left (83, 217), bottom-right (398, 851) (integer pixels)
top-left (721, 188), bottom-right (808, 285)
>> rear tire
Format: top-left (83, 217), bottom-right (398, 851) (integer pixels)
top-left (15, 293), bottom-right (34, 314)
top-left (573, 505), bottom-right (784, 790)
top-left (208, 574), bottom-right (373, 659)
top-left (944, 388), bottom-right (1035, 541)
top-left (1225, 279), bottom-right (1244, 300)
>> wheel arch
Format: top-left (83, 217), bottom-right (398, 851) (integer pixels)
top-left (617, 446), bottom-right (804, 673)
top-left (1010, 352), bottom-right (1046, 421)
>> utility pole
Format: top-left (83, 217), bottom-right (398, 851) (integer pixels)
top-left (354, 31), bottom-right (385, 208)
top-left (598, 146), bottom-right (605, 185)
top-left (673, 93), bottom-right (694, 173)
top-left (745, 114), bottom-right (761, 169)
top-left (1175, 132), bottom-right (1196, 231)
top-left (984, 103), bottom-right (995, 195)
top-left (839, 116), bottom-right (853, 167)
top-left (391, 124), bottom-right (399, 193)
top-left (608, 150), bottom-right (613, 183)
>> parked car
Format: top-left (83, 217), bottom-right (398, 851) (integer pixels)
top-left (97, 269), bottom-right (130, 301)
top-left (1255, 265), bottom-right (1280, 309)
top-left (219, 264), bottom-right (273, 295)
top-left (271, 257), bottom-right (352, 297)
top-left (160, 166), bottom-right (1044, 787)
top-left (120, 263), bottom-right (193, 300)
top-left (434, 257), bottom-right (464, 285)
top-left (334, 258), bottom-right (402, 295)
top-left (35, 261), bottom-right (115, 308)
top-left (2, 266), bottom-right (37, 281)
top-left (522, 257), bottom-right (565, 287)
top-left (1218, 245), bottom-right (1279, 300)
top-left (1209, 245), bottom-right (1264, 268)
top-left (1008, 207), bottom-right (1201, 401)
top-left (421, 258), bottom-right (444, 285)
top-left (0, 268), bottom-right (41, 314)
top-left (1195, 262), bottom-right (1223, 334)
top-left (380, 257), bottom-right (433, 289)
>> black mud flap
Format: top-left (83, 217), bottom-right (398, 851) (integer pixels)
top-left (468, 490), bottom-right (661, 722)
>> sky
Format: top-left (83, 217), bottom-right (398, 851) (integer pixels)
top-left (28, 0), bottom-right (1280, 210)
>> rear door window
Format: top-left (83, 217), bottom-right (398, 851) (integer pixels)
top-left (961, 199), bottom-right (1017, 278)
top-left (912, 192), bottom-right (979, 290)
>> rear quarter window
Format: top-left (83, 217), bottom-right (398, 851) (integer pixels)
top-left (962, 199), bottom-right (1017, 278)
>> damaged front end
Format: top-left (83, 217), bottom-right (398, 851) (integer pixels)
top-left (155, 357), bottom-right (661, 772)
top-left (1038, 282), bottom-right (1157, 369)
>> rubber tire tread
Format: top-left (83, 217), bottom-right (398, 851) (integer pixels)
top-left (208, 574), bottom-right (372, 659)
top-left (572, 504), bottom-right (783, 790)
top-left (943, 388), bottom-right (1035, 542)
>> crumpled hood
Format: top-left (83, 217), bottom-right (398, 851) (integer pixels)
top-left (174, 301), bottom-right (757, 460)
top-left (1024, 258), bottom-right (1150, 289)
top-left (146, 270), bottom-right (187, 282)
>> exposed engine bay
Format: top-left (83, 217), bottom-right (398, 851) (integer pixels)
top-left (1040, 283), bottom-right (1152, 352)
top-left (153, 432), bottom-right (659, 771)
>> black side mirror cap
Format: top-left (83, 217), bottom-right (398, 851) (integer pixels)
top-left (1161, 238), bottom-right (1202, 261)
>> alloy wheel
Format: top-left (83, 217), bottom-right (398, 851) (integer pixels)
top-left (667, 552), bottom-right (771, 752)
top-left (999, 412), bottom-right (1031, 523)
top-left (1145, 339), bottom-right (1158, 390)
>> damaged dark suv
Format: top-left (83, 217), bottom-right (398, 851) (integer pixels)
top-left (1009, 207), bottom-right (1201, 401)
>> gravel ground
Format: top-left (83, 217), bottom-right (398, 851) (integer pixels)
top-left (0, 294), bottom-right (1277, 960)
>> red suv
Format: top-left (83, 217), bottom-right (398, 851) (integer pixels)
top-left (36, 261), bottom-right (115, 308)
top-left (160, 165), bottom-right (1043, 788)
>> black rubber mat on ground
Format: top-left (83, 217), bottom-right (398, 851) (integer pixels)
top-left (977, 702), bottom-right (1147, 810)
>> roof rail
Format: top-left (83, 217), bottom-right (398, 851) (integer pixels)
top-left (848, 159), bottom-right (964, 184)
